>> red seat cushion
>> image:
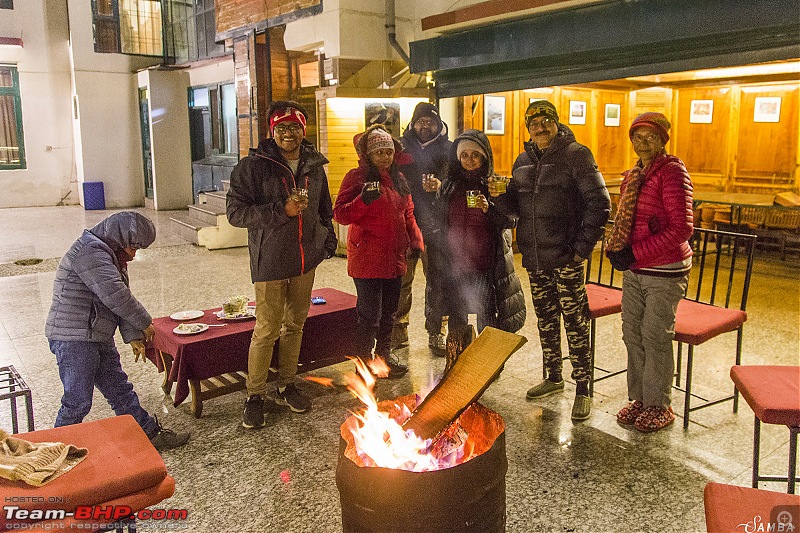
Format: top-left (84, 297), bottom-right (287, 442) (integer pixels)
top-left (586, 283), bottom-right (623, 319)
top-left (704, 482), bottom-right (800, 533)
top-left (674, 299), bottom-right (747, 345)
top-left (730, 365), bottom-right (800, 426)
top-left (0, 415), bottom-right (169, 517)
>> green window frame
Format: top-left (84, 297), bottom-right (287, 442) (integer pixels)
top-left (0, 65), bottom-right (25, 170)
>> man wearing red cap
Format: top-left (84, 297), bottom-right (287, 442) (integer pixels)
top-left (227, 101), bottom-right (338, 429)
top-left (607, 112), bottom-right (694, 433)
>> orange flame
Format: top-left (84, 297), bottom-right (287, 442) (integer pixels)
top-left (343, 357), bottom-right (468, 472)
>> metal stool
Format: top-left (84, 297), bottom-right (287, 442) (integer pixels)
top-left (0, 365), bottom-right (34, 433)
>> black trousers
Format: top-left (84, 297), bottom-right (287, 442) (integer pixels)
top-left (353, 277), bottom-right (402, 358)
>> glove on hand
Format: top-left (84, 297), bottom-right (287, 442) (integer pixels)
top-left (130, 340), bottom-right (146, 362)
top-left (407, 248), bottom-right (423, 260)
top-left (361, 183), bottom-right (381, 205)
top-left (606, 244), bottom-right (636, 271)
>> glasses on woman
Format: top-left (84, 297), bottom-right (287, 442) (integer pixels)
top-left (274, 124), bottom-right (303, 135)
top-left (631, 133), bottom-right (660, 144)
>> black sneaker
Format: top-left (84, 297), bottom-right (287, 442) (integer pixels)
top-left (242, 395), bottom-right (265, 428)
top-left (385, 354), bottom-right (408, 379)
top-left (276, 383), bottom-right (311, 413)
top-left (148, 417), bottom-right (190, 451)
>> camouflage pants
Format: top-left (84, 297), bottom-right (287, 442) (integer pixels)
top-left (528, 262), bottom-right (591, 382)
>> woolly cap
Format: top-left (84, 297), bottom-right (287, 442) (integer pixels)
top-left (410, 102), bottom-right (442, 128)
top-left (456, 138), bottom-right (487, 160)
top-left (366, 128), bottom-right (395, 155)
top-left (525, 100), bottom-right (559, 127)
top-left (629, 112), bottom-right (670, 143)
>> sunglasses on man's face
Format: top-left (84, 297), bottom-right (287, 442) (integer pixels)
top-left (527, 117), bottom-right (555, 129)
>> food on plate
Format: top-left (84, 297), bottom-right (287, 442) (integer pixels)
top-left (223, 295), bottom-right (249, 316)
top-left (175, 323), bottom-right (206, 334)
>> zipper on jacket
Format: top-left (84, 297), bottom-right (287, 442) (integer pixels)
top-left (259, 154), bottom-right (308, 273)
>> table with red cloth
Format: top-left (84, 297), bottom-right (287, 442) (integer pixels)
top-left (145, 288), bottom-right (358, 417)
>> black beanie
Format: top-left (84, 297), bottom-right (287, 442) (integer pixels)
top-left (525, 100), bottom-right (559, 127)
top-left (410, 102), bottom-right (442, 128)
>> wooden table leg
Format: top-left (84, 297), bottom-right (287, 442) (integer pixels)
top-left (189, 380), bottom-right (203, 418)
top-left (158, 351), bottom-right (174, 396)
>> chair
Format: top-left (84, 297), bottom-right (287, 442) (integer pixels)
top-left (730, 365), bottom-right (800, 494)
top-left (703, 482), bottom-right (800, 532)
top-left (674, 227), bottom-right (757, 429)
top-left (0, 365), bottom-right (34, 433)
top-left (0, 415), bottom-right (176, 531)
top-left (583, 230), bottom-right (624, 396)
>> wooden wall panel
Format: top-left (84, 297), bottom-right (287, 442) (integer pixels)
top-left (559, 88), bottom-right (593, 149)
top-left (673, 87), bottom-right (732, 187)
top-left (595, 90), bottom-right (629, 180)
top-left (735, 85), bottom-right (798, 187)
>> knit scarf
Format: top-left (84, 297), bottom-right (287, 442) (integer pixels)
top-left (0, 429), bottom-right (88, 486)
top-left (606, 164), bottom-right (647, 252)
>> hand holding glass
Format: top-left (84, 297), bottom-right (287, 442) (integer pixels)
top-left (422, 174), bottom-right (440, 193)
top-left (488, 176), bottom-right (508, 196)
top-left (291, 188), bottom-right (309, 210)
top-left (466, 190), bottom-right (481, 208)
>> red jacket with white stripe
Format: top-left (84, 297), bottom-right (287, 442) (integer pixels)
top-left (621, 152), bottom-right (694, 269)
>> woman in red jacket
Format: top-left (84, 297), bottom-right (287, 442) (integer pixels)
top-left (334, 125), bottom-right (424, 378)
top-left (606, 112), bottom-right (694, 433)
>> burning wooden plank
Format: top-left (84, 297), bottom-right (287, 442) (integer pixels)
top-left (403, 326), bottom-right (527, 441)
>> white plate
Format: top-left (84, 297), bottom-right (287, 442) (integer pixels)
top-left (170, 310), bottom-right (204, 321)
top-left (215, 308), bottom-right (256, 321)
top-left (173, 323), bottom-right (210, 335)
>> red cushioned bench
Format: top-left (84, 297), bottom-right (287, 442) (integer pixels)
top-left (0, 415), bottom-right (176, 531)
top-left (704, 482), bottom-right (800, 532)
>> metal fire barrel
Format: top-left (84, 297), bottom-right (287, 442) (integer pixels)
top-left (336, 403), bottom-right (507, 533)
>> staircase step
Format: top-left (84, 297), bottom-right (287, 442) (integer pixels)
top-left (204, 191), bottom-right (227, 210)
top-left (222, 179), bottom-right (231, 192)
top-left (188, 203), bottom-right (226, 226)
top-left (169, 212), bottom-right (212, 245)
top-left (169, 211), bottom-right (247, 250)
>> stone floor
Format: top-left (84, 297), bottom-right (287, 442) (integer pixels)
top-left (0, 205), bottom-right (797, 533)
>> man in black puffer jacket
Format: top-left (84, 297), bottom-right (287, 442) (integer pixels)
top-left (393, 102), bottom-right (452, 356)
top-left (491, 100), bottom-right (610, 421)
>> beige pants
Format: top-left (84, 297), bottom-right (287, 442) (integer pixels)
top-left (246, 269), bottom-right (316, 395)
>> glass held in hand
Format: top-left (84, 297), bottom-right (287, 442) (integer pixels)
top-left (422, 174), bottom-right (438, 192)
top-left (290, 187), bottom-right (309, 209)
top-left (364, 181), bottom-right (381, 193)
top-left (488, 176), bottom-right (508, 196)
top-left (466, 190), bottom-right (480, 208)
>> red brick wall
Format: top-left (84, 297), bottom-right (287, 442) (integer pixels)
top-left (216, 0), bottom-right (321, 35)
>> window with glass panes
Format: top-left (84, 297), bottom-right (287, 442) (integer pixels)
top-left (163, 0), bottom-right (225, 64)
top-left (92, 0), bottom-right (162, 56)
top-left (0, 65), bottom-right (25, 169)
top-left (189, 82), bottom-right (237, 157)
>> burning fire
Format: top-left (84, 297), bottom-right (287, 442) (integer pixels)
top-left (341, 357), bottom-right (473, 472)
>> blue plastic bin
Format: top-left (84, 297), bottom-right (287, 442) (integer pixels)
top-left (82, 181), bottom-right (105, 210)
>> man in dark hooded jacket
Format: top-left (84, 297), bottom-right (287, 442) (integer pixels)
top-left (393, 102), bottom-right (452, 356)
top-left (46, 211), bottom-right (189, 451)
top-left (491, 100), bottom-right (610, 421)
top-left (227, 101), bottom-right (337, 429)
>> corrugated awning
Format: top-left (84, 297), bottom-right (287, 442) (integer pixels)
top-left (409, 0), bottom-right (800, 97)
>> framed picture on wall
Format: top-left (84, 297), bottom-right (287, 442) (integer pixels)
top-left (690, 100), bottom-right (714, 124)
top-left (484, 95), bottom-right (506, 135)
top-left (365, 102), bottom-right (401, 137)
top-left (754, 97), bottom-right (781, 123)
top-left (604, 104), bottom-right (621, 127)
top-left (569, 101), bottom-right (586, 125)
